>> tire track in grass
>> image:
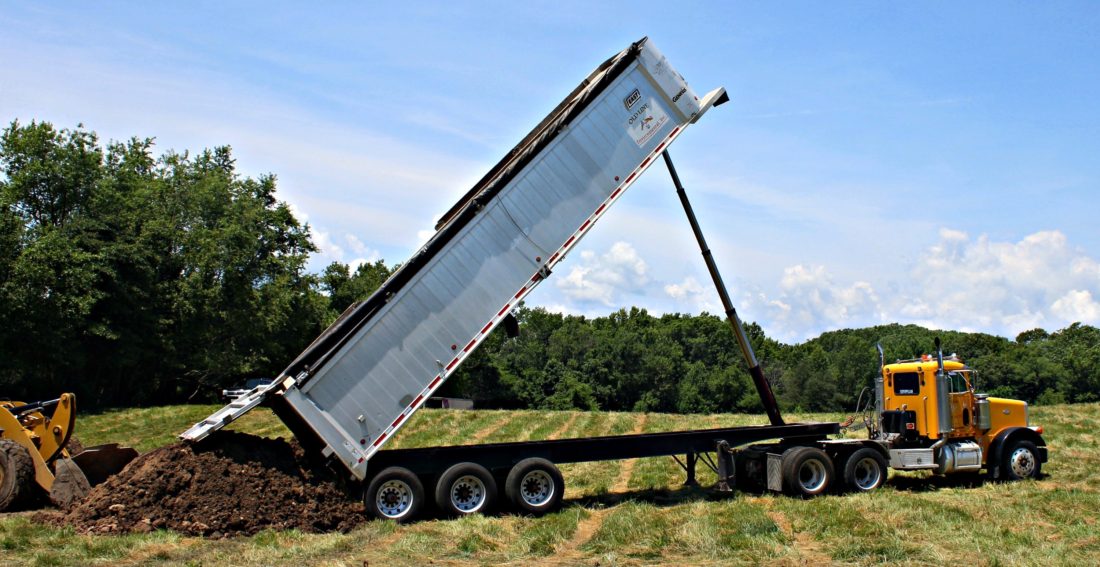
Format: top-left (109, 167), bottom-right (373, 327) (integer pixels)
top-left (562, 413), bottom-right (631, 499)
top-left (610, 413), bottom-right (649, 494)
top-left (551, 507), bottom-right (611, 564)
top-left (386, 409), bottom-right (451, 449)
top-left (470, 411), bottom-right (517, 443)
top-left (546, 412), bottom-right (581, 440)
top-left (756, 497), bottom-right (831, 564)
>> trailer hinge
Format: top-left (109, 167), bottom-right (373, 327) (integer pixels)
top-left (538, 264), bottom-right (552, 279)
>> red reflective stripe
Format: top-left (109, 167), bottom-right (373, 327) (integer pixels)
top-left (372, 433), bottom-right (388, 446)
top-left (531, 273), bottom-right (542, 282)
top-left (463, 339), bottom-right (476, 352)
top-left (430, 375), bottom-right (443, 388)
top-left (641, 157), bottom-right (651, 168)
top-left (625, 172), bottom-right (637, 183)
top-left (481, 322), bottom-right (492, 335)
top-left (412, 394), bottom-right (424, 406)
top-left (498, 303), bottom-right (511, 316)
top-left (391, 413), bottom-right (405, 428)
top-left (564, 235), bottom-right (575, 248)
top-left (514, 287), bottom-right (526, 299)
top-left (579, 220), bottom-right (591, 232)
top-left (548, 253), bottom-right (559, 263)
top-left (445, 358), bottom-right (458, 371)
top-left (655, 142), bottom-right (666, 153)
top-left (595, 203), bottom-right (606, 215)
top-left (610, 188), bottom-right (622, 199)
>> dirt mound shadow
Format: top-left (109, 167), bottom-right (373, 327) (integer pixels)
top-left (52, 430), bottom-right (365, 537)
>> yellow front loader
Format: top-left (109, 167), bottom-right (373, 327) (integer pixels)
top-left (0, 394), bottom-right (137, 511)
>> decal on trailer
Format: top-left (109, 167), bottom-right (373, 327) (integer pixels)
top-left (627, 97), bottom-right (670, 147)
top-left (624, 88), bottom-right (642, 110)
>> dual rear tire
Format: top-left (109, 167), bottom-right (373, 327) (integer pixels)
top-left (365, 458), bottom-right (565, 522)
top-left (779, 446), bottom-right (887, 497)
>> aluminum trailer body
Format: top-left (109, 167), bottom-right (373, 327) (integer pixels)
top-left (182, 38), bottom-right (732, 480)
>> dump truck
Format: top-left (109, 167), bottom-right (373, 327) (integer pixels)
top-left (0, 394), bottom-right (138, 511)
top-left (181, 37), bottom-right (1047, 522)
top-left (731, 341), bottom-right (1048, 496)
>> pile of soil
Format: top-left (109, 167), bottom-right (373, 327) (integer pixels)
top-left (53, 431), bottom-right (366, 537)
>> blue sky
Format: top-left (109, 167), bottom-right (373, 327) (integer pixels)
top-left (3, 2), bottom-right (1098, 342)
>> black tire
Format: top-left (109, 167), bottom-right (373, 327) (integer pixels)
top-left (1000, 439), bottom-right (1041, 481)
top-left (435, 462), bottom-right (498, 517)
top-left (505, 458), bottom-right (564, 515)
top-left (0, 439), bottom-right (37, 512)
top-left (842, 448), bottom-right (887, 493)
top-left (364, 466), bottom-right (424, 523)
top-left (780, 446), bottom-right (833, 497)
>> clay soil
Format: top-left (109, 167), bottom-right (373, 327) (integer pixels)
top-left (47, 430), bottom-right (365, 537)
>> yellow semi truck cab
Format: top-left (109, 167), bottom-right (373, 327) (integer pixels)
top-left (875, 350), bottom-right (1047, 480)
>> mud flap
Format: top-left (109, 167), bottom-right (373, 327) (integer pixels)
top-left (49, 458), bottom-right (91, 508)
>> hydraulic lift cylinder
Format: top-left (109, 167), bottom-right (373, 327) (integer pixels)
top-left (662, 151), bottom-right (785, 426)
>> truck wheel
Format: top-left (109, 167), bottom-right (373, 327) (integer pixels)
top-left (505, 458), bottom-right (563, 515)
top-left (0, 439), bottom-right (37, 512)
top-left (1001, 439), bottom-right (1041, 481)
top-left (436, 462), bottom-right (497, 516)
top-left (781, 447), bottom-right (833, 497)
top-left (365, 467), bottom-right (424, 523)
top-left (842, 448), bottom-right (887, 493)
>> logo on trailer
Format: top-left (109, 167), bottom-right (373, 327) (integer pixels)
top-left (671, 87), bottom-right (687, 103)
top-left (624, 89), bottom-right (641, 110)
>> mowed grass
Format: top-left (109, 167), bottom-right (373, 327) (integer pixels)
top-left (3, 403), bottom-right (1099, 566)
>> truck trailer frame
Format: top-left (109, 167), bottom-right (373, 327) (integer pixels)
top-left (182, 38), bottom-right (1044, 523)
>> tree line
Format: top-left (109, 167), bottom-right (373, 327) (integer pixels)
top-left (2, 121), bottom-right (1096, 412)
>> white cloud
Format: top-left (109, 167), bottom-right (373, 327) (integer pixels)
top-left (556, 241), bottom-right (649, 306)
top-left (747, 228), bottom-right (1100, 341)
top-left (1051, 290), bottom-right (1100, 324)
top-left (751, 264), bottom-right (885, 341)
top-left (312, 230), bottom-right (344, 261)
top-left (665, 276), bottom-right (704, 300)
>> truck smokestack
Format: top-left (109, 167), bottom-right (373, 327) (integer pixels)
top-left (934, 338), bottom-right (953, 435)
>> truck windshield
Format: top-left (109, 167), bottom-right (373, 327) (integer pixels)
top-left (947, 371), bottom-right (971, 394)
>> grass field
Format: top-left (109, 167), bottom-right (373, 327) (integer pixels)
top-left (2, 403), bottom-right (1097, 566)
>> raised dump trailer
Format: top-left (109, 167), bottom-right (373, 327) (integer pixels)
top-left (182, 38), bottom-right (854, 522)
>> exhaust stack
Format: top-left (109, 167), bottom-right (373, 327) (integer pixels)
top-left (874, 343), bottom-right (885, 437)
top-left (934, 338), bottom-right (953, 435)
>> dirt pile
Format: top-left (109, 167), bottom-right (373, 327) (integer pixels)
top-left (56, 431), bottom-right (365, 536)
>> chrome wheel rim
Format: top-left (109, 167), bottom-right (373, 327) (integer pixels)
top-left (519, 470), bottom-right (554, 506)
top-left (852, 457), bottom-right (881, 490)
top-left (1010, 447), bottom-right (1036, 478)
top-left (798, 459), bottom-right (828, 492)
top-left (450, 475), bottom-right (487, 513)
top-left (376, 479), bottom-right (414, 519)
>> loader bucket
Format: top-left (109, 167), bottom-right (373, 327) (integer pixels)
top-left (70, 444), bottom-right (139, 486)
top-left (48, 458), bottom-right (91, 508)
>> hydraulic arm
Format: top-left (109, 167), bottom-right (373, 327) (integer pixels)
top-left (662, 151), bottom-right (784, 426)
